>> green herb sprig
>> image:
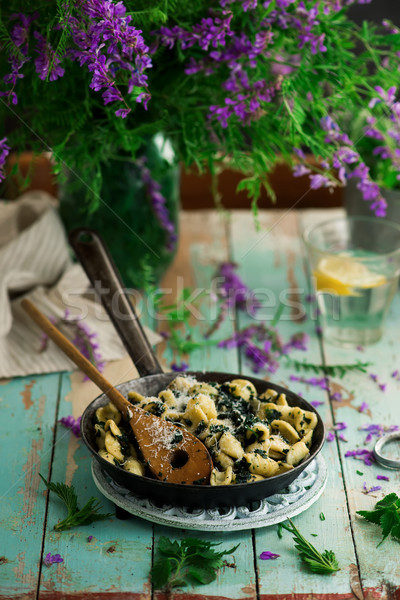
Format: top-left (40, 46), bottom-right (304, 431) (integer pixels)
top-left (151, 536), bottom-right (239, 591)
top-left (152, 286), bottom-right (218, 357)
top-left (357, 492), bottom-right (400, 547)
top-left (281, 518), bottom-right (339, 574)
top-left (40, 474), bottom-right (112, 531)
top-left (287, 358), bottom-right (371, 378)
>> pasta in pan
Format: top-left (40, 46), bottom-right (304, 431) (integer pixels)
top-left (93, 376), bottom-right (317, 486)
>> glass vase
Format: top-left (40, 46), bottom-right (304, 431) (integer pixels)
top-left (59, 134), bottom-right (179, 289)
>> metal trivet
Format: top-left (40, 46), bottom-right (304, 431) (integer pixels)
top-left (91, 455), bottom-right (327, 532)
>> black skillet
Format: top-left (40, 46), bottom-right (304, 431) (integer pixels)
top-left (69, 229), bottom-right (325, 509)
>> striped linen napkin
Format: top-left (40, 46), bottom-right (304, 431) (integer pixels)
top-left (0, 192), bottom-right (160, 378)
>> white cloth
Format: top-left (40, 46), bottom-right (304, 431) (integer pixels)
top-left (0, 192), bottom-right (160, 378)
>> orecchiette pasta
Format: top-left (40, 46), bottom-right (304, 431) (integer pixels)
top-left (93, 376), bottom-right (317, 486)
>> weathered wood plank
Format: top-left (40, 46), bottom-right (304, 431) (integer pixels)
top-left (300, 209), bottom-right (400, 599)
top-left (0, 374), bottom-right (61, 600)
top-left (154, 211), bottom-right (257, 600)
top-left (229, 210), bottom-right (359, 598)
top-left (37, 365), bottom-right (153, 600)
top-left (7, 208), bottom-right (398, 600)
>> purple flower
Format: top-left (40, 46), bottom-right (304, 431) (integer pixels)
top-left (206, 262), bottom-right (260, 337)
top-left (326, 431), bottom-right (335, 442)
top-left (33, 31), bottom-right (65, 81)
top-left (244, 340), bottom-right (279, 374)
top-left (377, 475), bottom-right (389, 481)
top-left (338, 433), bottom-right (348, 442)
top-left (345, 449), bottom-right (375, 466)
top-left (218, 323), bottom-right (285, 374)
top-left (369, 373), bottom-right (388, 392)
top-left (293, 164), bottom-right (311, 177)
top-left (358, 402), bottom-right (369, 413)
top-left (63, 313), bottom-right (105, 375)
top-left (309, 174), bottom-right (335, 190)
top-left (44, 553), bottom-right (63, 567)
top-left (218, 263), bottom-right (260, 315)
top-left (282, 332), bottom-right (309, 354)
top-left (115, 107), bottom-right (131, 118)
top-left (68, 0), bottom-right (152, 114)
top-left (331, 392), bottom-right (343, 401)
top-left (171, 362), bottom-right (189, 372)
top-left (59, 415), bottom-right (81, 438)
top-left (333, 422), bottom-right (347, 431)
top-left (137, 158), bottom-right (176, 252)
top-left (158, 14), bottom-right (233, 53)
top-left (87, 536), bottom-right (94, 542)
top-left (0, 13), bottom-right (37, 105)
top-left (369, 85), bottom-right (397, 109)
top-left (359, 423), bottom-right (399, 444)
top-left (0, 138), bottom-right (11, 183)
top-left (259, 551), bottom-right (280, 560)
top-left (363, 482), bottom-right (382, 494)
top-left (310, 400), bottom-right (324, 408)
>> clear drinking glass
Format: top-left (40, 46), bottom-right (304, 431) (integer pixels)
top-left (303, 216), bottom-right (400, 347)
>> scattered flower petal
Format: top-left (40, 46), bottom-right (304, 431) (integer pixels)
top-left (59, 415), bottom-right (81, 438)
top-left (171, 362), bottom-right (189, 372)
top-left (363, 482), bottom-right (382, 494)
top-left (333, 422), bottom-right (347, 431)
top-left (345, 449), bottom-right (375, 466)
top-left (259, 551), bottom-right (280, 560)
top-left (44, 552), bottom-right (63, 567)
top-left (310, 400), bottom-right (324, 408)
top-left (376, 475), bottom-right (389, 481)
top-left (359, 423), bottom-right (399, 444)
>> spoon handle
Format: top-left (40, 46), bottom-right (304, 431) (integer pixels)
top-left (21, 299), bottom-right (130, 415)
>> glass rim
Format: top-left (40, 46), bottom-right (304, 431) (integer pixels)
top-left (303, 215), bottom-right (400, 260)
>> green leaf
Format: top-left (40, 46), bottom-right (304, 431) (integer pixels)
top-left (282, 518), bottom-right (339, 575)
top-left (391, 523), bottom-right (400, 540)
top-left (188, 565), bottom-right (217, 585)
top-left (151, 537), bottom-right (240, 591)
top-left (375, 493), bottom-right (399, 509)
top-left (356, 509), bottom-right (385, 525)
top-left (357, 493), bottom-right (400, 546)
top-left (40, 473), bottom-right (112, 531)
top-left (380, 511), bottom-right (398, 541)
top-left (151, 558), bottom-right (171, 589)
top-left (158, 536), bottom-right (181, 556)
top-left (39, 474), bottom-right (78, 515)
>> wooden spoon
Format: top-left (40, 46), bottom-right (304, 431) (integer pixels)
top-left (21, 299), bottom-right (213, 485)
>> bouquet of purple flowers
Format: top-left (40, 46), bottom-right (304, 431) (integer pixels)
top-left (1, 0), bottom-right (400, 220)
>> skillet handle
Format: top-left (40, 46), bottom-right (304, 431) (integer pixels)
top-left (68, 228), bottom-right (163, 377)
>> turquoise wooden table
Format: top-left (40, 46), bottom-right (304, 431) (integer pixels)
top-left (1, 209), bottom-right (399, 600)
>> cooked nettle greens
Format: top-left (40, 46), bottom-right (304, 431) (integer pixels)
top-left (94, 376), bottom-right (317, 486)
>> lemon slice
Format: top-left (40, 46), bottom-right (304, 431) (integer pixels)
top-left (313, 256), bottom-right (386, 296)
